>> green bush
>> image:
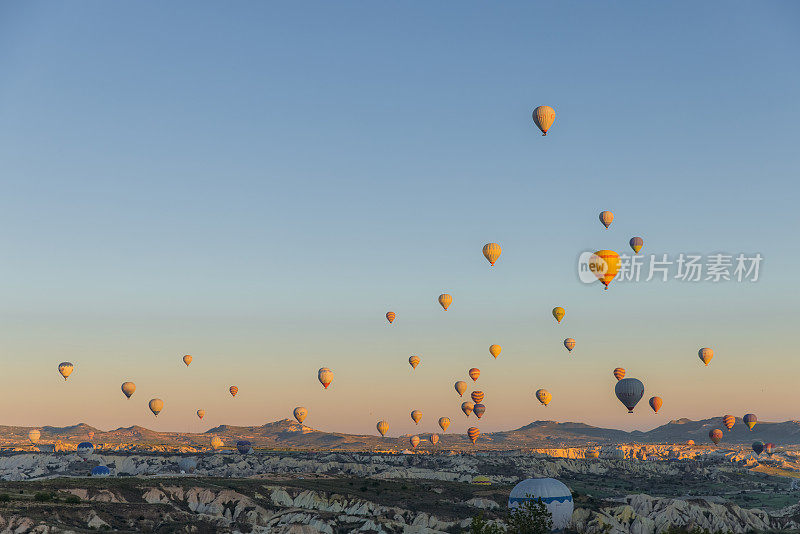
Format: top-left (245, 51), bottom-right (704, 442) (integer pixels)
top-left (64, 494), bottom-right (81, 504)
top-left (0, 494), bottom-right (10, 503)
top-left (34, 492), bottom-right (54, 502)
top-left (470, 497), bottom-right (554, 534)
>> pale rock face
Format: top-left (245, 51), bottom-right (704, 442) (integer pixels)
top-left (466, 497), bottom-right (500, 509)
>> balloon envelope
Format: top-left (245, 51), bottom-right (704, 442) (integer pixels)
top-left (471, 391), bottom-right (484, 404)
top-left (236, 440), bottom-right (252, 454)
top-left (709, 429), bottom-right (723, 445)
top-left (91, 465), bottom-right (111, 477)
top-left (699, 348), bottom-right (714, 366)
top-left (183, 354), bottom-right (192, 366)
top-left (509, 478), bottom-right (573, 530)
top-left (386, 311), bottom-right (395, 324)
top-left (629, 237), bottom-right (644, 254)
top-left (536, 389), bottom-right (552, 407)
top-left (461, 402), bottom-right (474, 417)
top-left (599, 211), bottom-right (614, 228)
top-left (482, 243), bottom-right (502, 266)
top-left (615, 378), bottom-right (644, 413)
top-left (210, 436), bottom-right (224, 450)
top-left (438, 293), bottom-right (452, 311)
top-left (591, 250), bottom-right (620, 289)
top-left (564, 338), bottom-right (576, 352)
top-left (753, 441), bottom-right (765, 455)
top-left (467, 427), bottom-right (480, 443)
top-left (468, 368), bottom-right (480, 381)
top-left (318, 367), bottom-right (333, 389)
top-left (489, 345), bottom-right (502, 359)
top-left (409, 435), bottom-right (420, 449)
top-left (77, 442), bottom-right (94, 460)
top-left (429, 434), bottom-right (439, 445)
top-left (765, 443), bottom-right (775, 456)
top-left (121, 382), bottom-right (135, 399)
top-left (552, 307), bottom-right (565, 323)
top-left (473, 404), bottom-right (486, 419)
top-left (293, 407), bottom-right (308, 424)
top-left (649, 396), bottom-right (663, 413)
top-left (744, 413), bottom-right (757, 430)
top-left (532, 106), bottom-right (555, 135)
top-left (58, 362), bottom-right (74, 380)
top-left (723, 415), bottom-right (735, 431)
top-left (410, 410), bottom-right (422, 424)
top-left (454, 381), bottom-right (467, 397)
top-left (376, 420), bottom-right (389, 437)
top-left (197, 409), bottom-right (205, 420)
top-left (149, 398), bottom-right (163, 417)
top-left (409, 355), bottom-right (420, 369)
top-left (613, 368), bottom-right (626, 381)
top-left (28, 429), bottom-right (40, 444)
top-left (229, 386), bottom-right (238, 397)
top-left (438, 417), bottom-right (451, 432)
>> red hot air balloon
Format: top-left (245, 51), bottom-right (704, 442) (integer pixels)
top-left (765, 443), bottom-right (775, 457)
top-left (468, 368), bottom-right (480, 382)
top-left (709, 429), bottom-right (723, 445)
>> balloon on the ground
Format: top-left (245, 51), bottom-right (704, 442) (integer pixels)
top-left (411, 410), bottom-right (422, 424)
top-left (564, 338), bottom-right (576, 352)
top-left (293, 407), bottom-right (308, 424)
top-left (58, 362), bottom-right (74, 381)
top-left (178, 457), bottom-right (197, 473)
top-left (183, 354), bottom-right (192, 366)
top-left (197, 409), bottom-right (205, 420)
top-left (766, 443), bottom-right (775, 456)
top-left (28, 429), bottom-right (40, 444)
top-left (91, 465), bottom-right (111, 477)
top-left (461, 401), bottom-right (474, 417)
top-left (698, 347), bottom-right (714, 366)
top-left (613, 368), bottom-right (626, 381)
top-left (471, 391), bottom-right (484, 404)
top-left (229, 386), bottom-right (238, 397)
top-left (386, 311), bottom-right (395, 324)
top-left (318, 367), bottom-right (333, 389)
top-left (467, 427), bottom-right (480, 443)
top-left (536, 389), bottom-right (552, 407)
top-left (482, 243), bottom-right (502, 266)
top-left (409, 355), bottom-right (420, 369)
top-left (149, 398), bottom-right (163, 417)
top-left (473, 404), bottom-right (486, 419)
top-left (489, 345), bottom-right (502, 359)
top-left (438, 417), bottom-right (451, 432)
top-left (210, 436), bottom-right (224, 450)
top-left (649, 396), bottom-right (663, 413)
top-left (753, 441), bottom-right (765, 455)
top-left (121, 382), bottom-right (135, 399)
top-left (709, 429), bottom-right (723, 445)
top-left (591, 250), bottom-right (621, 290)
top-left (552, 307), bottom-right (565, 323)
top-left (629, 237), bottom-right (644, 254)
top-left (77, 442), bottom-right (94, 460)
top-left (410, 435), bottom-right (420, 449)
top-left (509, 477), bottom-right (574, 531)
top-left (744, 413), bottom-right (757, 430)
top-left (438, 293), bottom-right (452, 311)
top-left (469, 368), bottom-right (480, 381)
top-left (686, 440), bottom-right (695, 446)
top-left (377, 420), bottom-right (389, 437)
top-left (236, 440), bottom-right (252, 454)
top-left (615, 378), bottom-right (644, 413)
top-left (429, 434), bottom-right (439, 445)
top-left (599, 211), bottom-right (614, 228)
top-left (532, 106), bottom-right (555, 136)
top-left (454, 381), bottom-right (468, 397)
top-left (723, 415), bottom-right (735, 431)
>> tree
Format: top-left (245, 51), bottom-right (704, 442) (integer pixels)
top-left (470, 512), bottom-right (505, 534)
top-left (506, 498), bottom-right (553, 534)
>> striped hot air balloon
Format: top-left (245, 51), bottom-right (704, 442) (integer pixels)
top-left (410, 435), bottom-right (420, 449)
top-left (454, 381), bottom-right (468, 397)
top-left (409, 355), bottom-right (420, 369)
top-left (58, 362), bottom-right (74, 381)
top-left (121, 382), bottom-right (135, 399)
top-left (376, 420), bottom-right (389, 437)
top-left (649, 396), bottom-right (663, 413)
top-left (709, 429), bottom-right (723, 445)
top-left (532, 106), bottom-right (555, 136)
top-left (293, 407), bottom-right (308, 424)
top-left (229, 386), bottom-right (238, 397)
top-left (473, 404), bottom-right (486, 419)
top-left (615, 378), bottom-right (644, 413)
top-left (552, 307), bottom-right (565, 323)
top-left (535, 389), bottom-right (552, 407)
top-left (591, 250), bottom-right (621, 290)
top-left (386, 311), bottom-right (395, 324)
top-left (467, 426), bottom-right (481, 444)
top-left (197, 409), bottom-right (205, 420)
top-left (613, 368), bottom-right (626, 381)
top-left (318, 367), bottom-right (333, 389)
top-left (438, 293), bottom-right (452, 311)
top-left (722, 415), bottom-right (735, 431)
top-left (461, 401), bottom-right (474, 417)
top-left (489, 344), bottom-right (502, 359)
top-left (629, 237), bottom-right (644, 254)
top-left (563, 338), bottom-right (576, 352)
top-left (411, 410), bottom-right (422, 425)
top-left (471, 391), bottom-right (484, 404)
top-left (183, 354), bottom-right (192, 366)
top-left (468, 368), bottom-right (480, 381)
top-left (482, 243), bottom-right (502, 266)
top-left (429, 434), bottom-right (439, 445)
top-left (438, 417), bottom-right (451, 432)
top-left (698, 348), bottom-right (714, 366)
top-left (599, 211), bottom-right (614, 228)
top-left (744, 413), bottom-right (757, 430)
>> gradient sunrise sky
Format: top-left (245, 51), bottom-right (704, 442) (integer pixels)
top-left (0, 2), bottom-right (798, 436)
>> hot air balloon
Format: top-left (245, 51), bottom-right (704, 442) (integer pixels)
top-left (58, 362), bottom-right (74, 381)
top-left (468, 368), bottom-right (480, 381)
top-left (489, 344), bottom-right (502, 359)
top-left (753, 441), bottom-right (764, 455)
top-left (563, 338), bottom-right (576, 352)
top-left (408, 355), bottom-right (420, 369)
top-left (473, 404), bottom-right (486, 419)
top-left (410, 435), bottom-right (420, 449)
top-left (229, 386), bottom-right (238, 398)
top-left (438, 417), bottom-right (451, 432)
top-left (91, 465), bottom-right (110, 477)
top-left (744, 413), bottom-right (757, 430)
top-left (482, 243), bottom-right (502, 266)
top-left (438, 293), bottom-right (452, 311)
top-left (698, 348), bottom-right (714, 366)
top-left (532, 106), bottom-right (555, 136)
top-left (386, 311), bottom-right (395, 324)
top-left (552, 307), bottom-right (565, 323)
top-left (765, 443), bottom-right (775, 457)
top-left (197, 409), bottom-right (205, 420)
top-left (77, 442), bottom-right (94, 460)
top-left (318, 367), bottom-right (333, 389)
top-left (709, 429), bottom-right (723, 445)
top-left (149, 398), bottom-right (163, 416)
top-left (236, 440), bottom-right (252, 454)
top-left (535, 389), bottom-right (552, 407)
top-left (411, 410), bottom-right (422, 425)
top-left (615, 378), bottom-right (644, 413)
top-left (183, 354), bottom-right (192, 366)
top-left (613, 368), bottom-right (626, 381)
top-left (461, 402), bottom-right (474, 417)
top-left (686, 440), bottom-right (695, 446)
top-left (649, 396), bottom-right (663, 414)
top-left (293, 407), bottom-right (308, 424)
top-left (376, 420), bottom-right (389, 437)
top-left (178, 457), bottom-right (198, 473)
top-left (599, 211), bottom-right (614, 229)
top-left (723, 415), bottom-right (735, 431)
top-left (121, 382), bottom-right (135, 399)
top-left (88, 431), bottom-right (94, 442)
top-left (629, 237), bottom-right (644, 254)
top-left (28, 429), bottom-right (40, 444)
top-left (467, 426), bottom-right (480, 443)
top-left (471, 391), bottom-right (484, 404)
top-left (429, 434), bottom-right (439, 445)
top-left (454, 381), bottom-right (468, 397)
top-left (590, 250), bottom-right (620, 290)
top-left (210, 436), bottom-right (223, 450)
top-left (509, 478), bottom-right (574, 531)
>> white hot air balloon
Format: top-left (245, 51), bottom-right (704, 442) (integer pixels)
top-left (509, 478), bottom-right (574, 530)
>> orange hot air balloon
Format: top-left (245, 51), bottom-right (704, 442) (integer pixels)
top-left (197, 409), bottom-right (205, 420)
top-left (709, 429), bottom-right (723, 445)
top-left (438, 293), bottom-right (452, 311)
top-left (183, 354), bottom-right (192, 366)
top-left (467, 426), bottom-right (480, 444)
top-left (649, 396), bottom-right (663, 413)
top-left (489, 344), bottom-right (501, 359)
top-left (148, 398), bottom-right (163, 417)
top-left (409, 355), bottom-right (420, 369)
top-left (429, 434), bottom-right (439, 445)
top-left (552, 307), bottom-right (565, 323)
top-left (376, 420), bottom-right (389, 437)
top-left (535, 389), bottom-right (552, 407)
top-left (438, 417), bottom-right (451, 432)
top-left (563, 338), bottom-right (576, 352)
top-left (599, 211), bottom-right (614, 229)
top-left (482, 243), bottom-right (502, 266)
top-left (386, 311), bottom-right (395, 324)
top-left (411, 410), bottom-right (422, 425)
top-left (318, 367), bottom-right (333, 389)
top-left (686, 440), bottom-right (695, 446)
top-left (532, 106), bottom-right (555, 136)
top-left (229, 386), bottom-right (238, 397)
top-left (468, 368), bottom-right (480, 381)
top-left (410, 435), bottom-right (420, 449)
top-left (698, 348), bottom-right (714, 366)
top-left (613, 368), bottom-right (626, 381)
top-left (471, 391), bottom-right (484, 404)
top-left (722, 415), bottom-right (735, 431)
top-left (293, 407), bottom-right (308, 424)
top-left (454, 381), bottom-right (468, 397)
top-left (461, 401), bottom-right (474, 417)
top-left (590, 250), bottom-right (620, 290)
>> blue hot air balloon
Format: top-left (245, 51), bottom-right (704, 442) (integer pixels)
top-left (615, 378), bottom-right (644, 413)
top-left (178, 457), bottom-right (198, 473)
top-left (91, 465), bottom-right (110, 477)
top-left (77, 442), bottom-right (94, 460)
top-left (509, 478), bottom-right (573, 531)
top-left (236, 440), bottom-right (253, 455)
top-left (752, 441), bottom-right (764, 455)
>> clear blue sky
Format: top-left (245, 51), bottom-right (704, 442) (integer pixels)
top-left (0, 2), bottom-right (798, 436)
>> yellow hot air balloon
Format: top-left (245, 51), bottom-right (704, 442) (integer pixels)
top-left (28, 429), bottom-right (40, 444)
top-left (698, 348), bottom-right (714, 366)
top-left (722, 415), bottom-right (735, 431)
top-left (599, 211), bottom-right (614, 229)
top-left (613, 367), bottom-right (626, 381)
top-left (410, 435), bottom-right (420, 449)
top-left (408, 355), bottom-right (420, 369)
top-left (590, 250), bottom-right (620, 290)
top-left (468, 368), bottom-right (480, 381)
top-left (552, 307), bottom-right (565, 323)
top-left (149, 398), bottom-right (163, 417)
top-left (229, 386), bottom-right (238, 397)
top-left (183, 354), bottom-right (192, 366)
top-left (210, 435), bottom-right (224, 450)
top-left (438, 417), bottom-right (451, 432)
top-left (454, 381), bottom-right (468, 397)
top-left (411, 410), bottom-right (422, 425)
top-left (535, 389), bottom-right (552, 407)
top-left (429, 434), bottom-right (439, 445)
top-left (438, 293), bottom-right (452, 311)
top-left (482, 243), bottom-right (502, 266)
top-left (376, 420), bottom-right (389, 437)
top-left (318, 367), bottom-right (333, 389)
top-left (489, 344), bottom-right (502, 359)
top-left (467, 426), bottom-right (480, 444)
top-left (532, 106), bottom-right (555, 136)
top-left (121, 382), bottom-right (136, 399)
top-left (461, 401), bottom-right (474, 417)
top-left (294, 407), bottom-right (308, 424)
top-left (386, 311), bottom-right (395, 324)
top-left (197, 409), bottom-right (205, 420)
top-left (58, 362), bottom-right (74, 381)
